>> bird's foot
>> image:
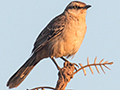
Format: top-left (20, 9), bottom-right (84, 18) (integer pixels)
top-left (61, 57), bottom-right (79, 71)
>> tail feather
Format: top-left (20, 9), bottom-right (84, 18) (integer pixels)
top-left (7, 54), bottom-right (40, 89)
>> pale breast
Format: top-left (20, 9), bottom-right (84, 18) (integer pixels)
top-left (62, 20), bottom-right (86, 57)
top-left (48, 19), bottom-right (86, 58)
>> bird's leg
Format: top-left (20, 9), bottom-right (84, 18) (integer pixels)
top-left (60, 57), bottom-right (69, 62)
top-left (50, 57), bottom-right (61, 70)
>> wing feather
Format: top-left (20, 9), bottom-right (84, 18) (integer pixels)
top-left (32, 14), bottom-right (66, 53)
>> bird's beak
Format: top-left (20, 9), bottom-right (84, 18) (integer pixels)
top-left (83, 5), bottom-right (91, 9)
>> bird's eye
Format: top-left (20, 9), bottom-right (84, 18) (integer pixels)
top-left (73, 6), bottom-right (78, 9)
top-left (75, 6), bottom-right (78, 9)
top-left (74, 6), bottom-right (81, 9)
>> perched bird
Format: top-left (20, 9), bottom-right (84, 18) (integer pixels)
top-left (7, 1), bottom-right (91, 89)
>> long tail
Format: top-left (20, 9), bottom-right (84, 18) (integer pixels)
top-left (7, 54), bottom-right (40, 89)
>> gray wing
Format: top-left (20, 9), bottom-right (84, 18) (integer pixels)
top-left (32, 14), bottom-right (66, 53)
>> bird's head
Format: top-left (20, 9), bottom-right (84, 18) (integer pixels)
top-left (64, 1), bottom-right (91, 18)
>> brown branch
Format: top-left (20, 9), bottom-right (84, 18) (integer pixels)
top-left (54, 62), bottom-right (75, 90)
top-left (27, 57), bottom-right (113, 90)
top-left (27, 62), bottom-right (75, 90)
top-left (27, 86), bottom-right (54, 90)
top-left (73, 57), bottom-right (113, 75)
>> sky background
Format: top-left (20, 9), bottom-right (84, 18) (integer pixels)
top-left (0, 0), bottom-right (120, 90)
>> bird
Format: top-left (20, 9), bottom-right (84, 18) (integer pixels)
top-left (7, 1), bottom-right (91, 89)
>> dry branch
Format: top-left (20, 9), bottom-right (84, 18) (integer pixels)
top-left (27, 57), bottom-right (113, 90)
top-left (27, 86), bottom-right (54, 90)
top-left (73, 57), bottom-right (113, 75)
top-left (54, 62), bottom-right (75, 90)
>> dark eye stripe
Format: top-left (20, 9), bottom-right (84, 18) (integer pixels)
top-left (68, 6), bottom-right (82, 9)
top-left (77, 6), bottom-right (81, 9)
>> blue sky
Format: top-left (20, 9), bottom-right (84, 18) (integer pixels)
top-left (0, 0), bottom-right (120, 90)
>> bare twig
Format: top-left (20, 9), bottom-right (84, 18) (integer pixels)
top-left (27, 57), bottom-right (113, 90)
top-left (73, 57), bottom-right (113, 75)
top-left (27, 86), bottom-right (54, 90)
top-left (79, 63), bottom-right (86, 75)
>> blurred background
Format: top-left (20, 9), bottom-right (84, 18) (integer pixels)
top-left (0, 0), bottom-right (120, 90)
